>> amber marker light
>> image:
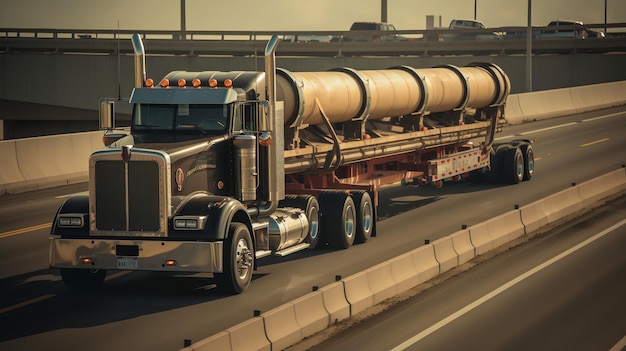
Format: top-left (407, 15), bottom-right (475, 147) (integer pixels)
top-left (217, 181), bottom-right (224, 190)
top-left (192, 78), bottom-right (201, 88)
top-left (224, 79), bottom-right (233, 88)
top-left (209, 79), bottom-right (218, 88)
top-left (165, 260), bottom-right (177, 267)
top-left (145, 78), bottom-right (154, 87)
top-left (81, 258), bottom-right (93, 265)
top-left (178, 79), bottom-right (186, 87)
top-left (160, 78), bottom-right (170, 87)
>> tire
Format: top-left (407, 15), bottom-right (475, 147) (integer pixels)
top-left (280, 195), bottom-right (320, 249)
top-left (353, 191), bottom-right (374, 244)
top-left (519, 143), bottom-right (534, 181)
top-left (319, 191), bottom-right (356, 250)
top-left (214, 223), bottom-right (254, 294)
top-left (60, 268), bottom-right (107, 291)
top-left (486, 145), bottom-right (508, 184)
top-left (504, 146), bottom-right (524, 184)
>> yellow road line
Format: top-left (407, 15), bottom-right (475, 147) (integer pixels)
top-left (0, 223), bottom-right (52, 239)
top-left (0, 294), bottom-right (55, 315)
top-left (581, 138), bottom-right (610, 147)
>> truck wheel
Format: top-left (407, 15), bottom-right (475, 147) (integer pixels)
top-left (214, 223), bottom-right (254, 294)
top-left (519, 143), bottom-right (534, 181)
top-left (60, 268), bottom-right (107, 291)
top-left (320, 192), bottom-right (356, 249)
top-left (280, 195), bottom-right (320, 249)
top-left (504, 146), bottom-right (524, 184)
top-left (353, 191), bottom-right (374, 244)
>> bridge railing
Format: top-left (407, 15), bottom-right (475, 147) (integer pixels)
top-left (2, 23), bottom-right (626, 56)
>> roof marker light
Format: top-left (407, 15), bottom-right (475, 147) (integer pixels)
top-left (192, 78), bottom-right (201, 88)
top-left (160, 78), bottom-right (170, 87)
top-left (145, 78), bottom-right (154, 88)
top-left (209, 79), bottom-right (218, 88)
top-left (178, 79), bottom-right (186, 87)
top-left (224, 79), bottom-right (233, 88)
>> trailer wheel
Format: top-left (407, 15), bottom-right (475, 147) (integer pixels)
top-left (519, 143), bottom-right (534, 181)
top-left (214, 223), bottom-right (254, 294)
top-left (353, 191), bottom-right (374, 244)
top-left (60, 268), bottom-right (107, 291)
top-left (486, 145), bottom-right (508, 183)
top-left (319, 192), bottom-right (356, 249)
top-left (504, 146), bottom-right (524, 184)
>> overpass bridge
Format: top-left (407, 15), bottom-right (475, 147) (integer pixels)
top-left (1, 26), bottom-right (626, 139)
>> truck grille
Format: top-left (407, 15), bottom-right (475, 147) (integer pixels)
top-left (89, 149), bottom-right (171, 237)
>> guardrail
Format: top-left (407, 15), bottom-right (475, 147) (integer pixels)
top-left (1, 81), bottom-right (625, 196)
top-left (2, 23), bottom-right (626, 57)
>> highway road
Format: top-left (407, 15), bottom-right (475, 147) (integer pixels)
top-left (297, 194), bottom-right (626, 351)
top-left (0, 105), bottom-right (625, 351)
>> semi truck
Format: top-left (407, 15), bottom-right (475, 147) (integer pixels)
top-left (49, 34), bottom-right (533, 293)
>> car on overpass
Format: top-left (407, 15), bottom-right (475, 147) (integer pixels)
top-left (342, 22), bottom-right (409, 42)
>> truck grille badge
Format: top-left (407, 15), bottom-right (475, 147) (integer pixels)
top-left (121, 145), bottom-right (133, 162)
top-left (175, 168), bottom-right (184, 191)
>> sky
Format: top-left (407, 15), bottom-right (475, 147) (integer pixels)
top-left (0, 0), bottom-right (624, 32)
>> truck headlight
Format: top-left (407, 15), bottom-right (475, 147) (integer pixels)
top-left (58, 215), bottom-right (85, 227)
top-left (173, 216), bottom-right (206, 230)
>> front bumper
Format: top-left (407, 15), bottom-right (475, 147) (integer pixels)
top-left (50, 237), bottom-right (223, 273)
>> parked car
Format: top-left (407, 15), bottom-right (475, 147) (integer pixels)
top-left (539, 20), bottom-right (604, 39)
top-left (343, 22), bottom-right (409, 42)
top-left (439, 19), bottom-right (503, 41)
top-left (282, 34), bottom-right (335, 43)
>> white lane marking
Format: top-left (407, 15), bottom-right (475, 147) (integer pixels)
top-left (495, 110), bottom-right (624, 141)
top-left (391, 217), bottom-right (626, 351)
top-left (609, 334), bottom-right (626, 351)
top-left (582, 112), bottom-right (625, 123)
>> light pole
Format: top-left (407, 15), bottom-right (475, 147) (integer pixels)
top-left (381, 0), bottom-right (388, 23)
top-left (526, 0), bottom-right (532, 92)
top-left (474, 0), bottom-right (477, 20)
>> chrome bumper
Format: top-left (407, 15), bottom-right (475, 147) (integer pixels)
top-left (49, 237), bottom-right (223, 273)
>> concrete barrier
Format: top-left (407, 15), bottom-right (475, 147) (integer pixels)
top-left (485, 210), bottom-right (525, 248)
top-left (411, 245), bottom-right (440, 283)
top-left (261, 303), bottom-right (302, 351)
top-left (468, 221), bottom-right (492, 256)
top-left (319, 281), bottom-right (350, 325)
top-left (0, 141), bottom-right (27, 194)
top-left (450, 228), bottom-right (475, 265)
top-left (292, 290), bottom-right (330, 339)
top-left (543, 185), bottom-right (583, 224)
top-left (519, 199), bottom-right (550, 235)
top-left (342, 271), bottom-right (374, 316)
top-left (515, 87), bottom-right (577, 122)
top-left (1, 130), bottom-right (103, 195)
top-left (389, 251), bottom-right (420, 294)
top-left (225, 317), bottom-right (270, 351)
top-left (432, 235), bottom-right (458, 273)
top-left (578, 168), bottom-right (626, 208)
top-left (180, 331), bottom-right (231, 351)
top-left (183, 166), bottom-right (626, 351)
top-left (366, 261), bottom-right (398, 305)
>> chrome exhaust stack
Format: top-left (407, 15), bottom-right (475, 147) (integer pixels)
top-left (131, 33), bottom-right (146, 88)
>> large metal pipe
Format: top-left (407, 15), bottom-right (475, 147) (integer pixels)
top-left (276, 64), bottom-right (510, 127)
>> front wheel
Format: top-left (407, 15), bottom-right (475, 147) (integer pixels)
top-left (60, 268), bottom-right (107, 291)
top-left (214, 223), bottom-right (254, 294)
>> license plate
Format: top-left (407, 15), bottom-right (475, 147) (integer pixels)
top-left (117, 257), bottom-right (138, 270)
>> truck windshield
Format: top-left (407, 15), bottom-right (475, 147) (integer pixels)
top-left (133, 104), bottom-right (230, 133)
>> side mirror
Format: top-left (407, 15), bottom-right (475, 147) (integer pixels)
top-left (99, 99), bottom-right (115, 130)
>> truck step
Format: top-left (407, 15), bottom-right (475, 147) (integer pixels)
top-left (255, 250), bottom-right (273, 259)
top-left (273, 243), bottom-right (310, 257)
